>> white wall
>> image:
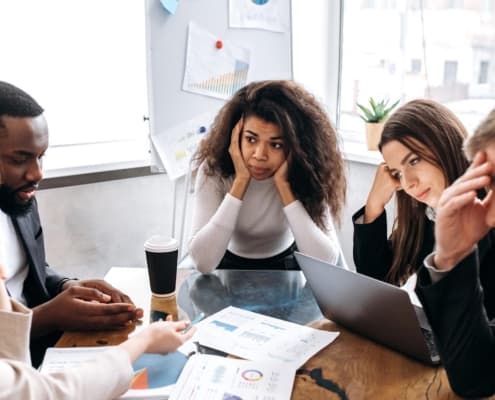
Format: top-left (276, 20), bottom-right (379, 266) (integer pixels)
top-left (37, 174), bottom-right (187, 279)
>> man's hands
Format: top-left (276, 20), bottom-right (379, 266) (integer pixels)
top-left (433, 152), bottom-right (494, 270)
top-left (229, 119), bottom-right (251, 199)
top-left (31, 279), bottom-right (143, 336)
top-left (364, 163), bottom-right (401, 223)
top-left (62, 279), bottom-right (136, 305)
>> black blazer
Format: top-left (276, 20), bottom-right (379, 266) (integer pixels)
top-left (11, 200), bottom-right (68, 366)
top-left (416, 250), bottom-right (495, 398)
top-left (11, 200), bottom-right (67, 307)
top-left (352, 206), bottom-right (435, 282)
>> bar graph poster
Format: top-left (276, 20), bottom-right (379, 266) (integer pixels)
top-left (182, 22), bottom-right (250, 100)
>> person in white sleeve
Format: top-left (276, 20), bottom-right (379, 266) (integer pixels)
top-left (188, 80), bottom-right (346, 273)
top-left (0, 262), bottom-right (195, 400)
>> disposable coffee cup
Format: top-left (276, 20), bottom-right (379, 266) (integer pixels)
top-left (144, 236), bottom-right (178, 296)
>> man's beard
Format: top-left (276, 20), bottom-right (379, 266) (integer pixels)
top-left (0, 184), bottom-right (34, 216)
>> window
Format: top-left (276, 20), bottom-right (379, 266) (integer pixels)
top-left (479, 60), bottom-right (489, 84)
top-left (410, 58), bottom-right (422, 74)
top-left (443, 60), bottom-right (458, 85)
top-left (0, 0), bottom-right (149, 175)
top-left (339, 1), bottom-right (495, 144)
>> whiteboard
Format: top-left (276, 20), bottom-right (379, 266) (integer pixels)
top-left (145, 0), bottom-right (293, 175)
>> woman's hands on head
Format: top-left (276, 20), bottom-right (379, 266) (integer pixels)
top-left (229, 118), bottom-right (251, 199)
top-left (364, 163), bottom-right (401, 223)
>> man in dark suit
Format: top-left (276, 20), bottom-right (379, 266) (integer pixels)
top-left (416, 108), bottom-right (495, 398)
top-left (0, 81), bottom-right (143, 366)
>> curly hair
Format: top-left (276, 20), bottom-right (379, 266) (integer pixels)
top-left (194, 80), bottom-right (347, 229)
top-left (378, 99), bottom-right (469, 285)
top-left (0, 81), bottom-right (44, 131)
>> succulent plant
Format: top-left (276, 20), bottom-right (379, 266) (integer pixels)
top-left (357, 97), bottom-right (400, 123)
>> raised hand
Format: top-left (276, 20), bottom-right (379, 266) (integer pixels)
top-left (433, 151), bottom-right (494, 270)
top-left (364, 162), bottom-right (401, 223)
top-left (229, 118), bottom-right (251, 199)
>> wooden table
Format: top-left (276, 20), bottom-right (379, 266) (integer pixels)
top-left (57, 267), bottom-right (469, 399)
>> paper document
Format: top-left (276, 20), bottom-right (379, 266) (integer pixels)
top-left (170, 354), bottom-right (295, 400)
top-left (40, 346), bottom-right (188, 399)
top-left (195, 306), bottom-right (339, 368)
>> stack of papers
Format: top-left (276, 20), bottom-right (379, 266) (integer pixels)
top-left (41, 306), bottom-right (339, 400)
top-left (170, 306), bottom-right (339, 399)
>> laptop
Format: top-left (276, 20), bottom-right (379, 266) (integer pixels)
top-left (294, 252), bottom-right (440, 365)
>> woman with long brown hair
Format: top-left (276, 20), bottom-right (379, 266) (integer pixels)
top-left (189, 80), bottom-right (346, 273)
top-left (353, 99), bottom-right (473, 286)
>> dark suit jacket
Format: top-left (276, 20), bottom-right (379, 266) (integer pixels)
top-left (416, 251), bottom-right (495, 398)
top-left (11, 199), bottom-right (69, 367)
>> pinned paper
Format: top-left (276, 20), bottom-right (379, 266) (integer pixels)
top-left (151, 112), bottom-right (214, 180)
top-left (183, 22), bottom-right (250, 101)
top-left (229, 0), bottom-right (286, 32)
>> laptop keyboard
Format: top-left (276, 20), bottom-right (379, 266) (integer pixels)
top-left (421, 328), bottom-right (439, 360)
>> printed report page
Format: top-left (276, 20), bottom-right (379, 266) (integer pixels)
top-left (169, 354), bottom-right (295, 400)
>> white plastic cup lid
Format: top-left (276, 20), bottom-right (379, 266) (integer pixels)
top-left (144, 236), bottom-right (178, 253)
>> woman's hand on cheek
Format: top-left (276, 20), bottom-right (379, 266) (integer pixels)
top-left (273, 160), bottom-right (289, 185)
top-left (229, 119), bottom-right (251, 199)
top-left (229, 119), bottom-right (250, 181)
top-left (364, 163), bottom-right (401, 223)
top-left (274, 160), bottom-right (296, 206)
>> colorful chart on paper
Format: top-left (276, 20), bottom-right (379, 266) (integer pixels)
top-left (183, 22), bottom-right (250, 100)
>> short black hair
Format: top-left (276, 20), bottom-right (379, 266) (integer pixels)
top-left (0, 81), bottom-right (44, 128)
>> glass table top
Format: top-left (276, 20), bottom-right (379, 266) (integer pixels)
top-left (177, 269), bottom-right (323, 325)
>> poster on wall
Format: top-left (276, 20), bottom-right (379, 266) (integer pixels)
top-left (182, 22), bottom-right (250, 101)
top-left (229, 0), bottom-right (286, 32)
top-left (151, 111), bottom-right (214, 180)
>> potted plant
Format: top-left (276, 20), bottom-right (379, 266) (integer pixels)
top-left (357, 97), bottom-right (399, 151)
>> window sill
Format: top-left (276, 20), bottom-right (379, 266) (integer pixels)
top-left (39, 138), bottom-right (381, 189)
top-left (39, 140), bottom-right (156, 189)
top-left (341, 140), bottom-right (382, 166)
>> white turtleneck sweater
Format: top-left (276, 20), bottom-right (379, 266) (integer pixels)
top-left (188, 162), bottom-right (340, 273)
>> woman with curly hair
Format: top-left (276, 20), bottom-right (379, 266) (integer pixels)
top-left (188, 80), bottom-right (346, 273)
top-left (353, 99), bottom-right (475, 286)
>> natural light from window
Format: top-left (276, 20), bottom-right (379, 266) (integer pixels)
top-left (0, 0), bottom-right (149, 175)
top-left (340, 0), bottom-right (495, 144)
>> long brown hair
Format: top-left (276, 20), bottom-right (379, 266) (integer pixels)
top-left (195, 80), bottom-right (346, 228)
top-left (378, 99), bottom-right (469, 285)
